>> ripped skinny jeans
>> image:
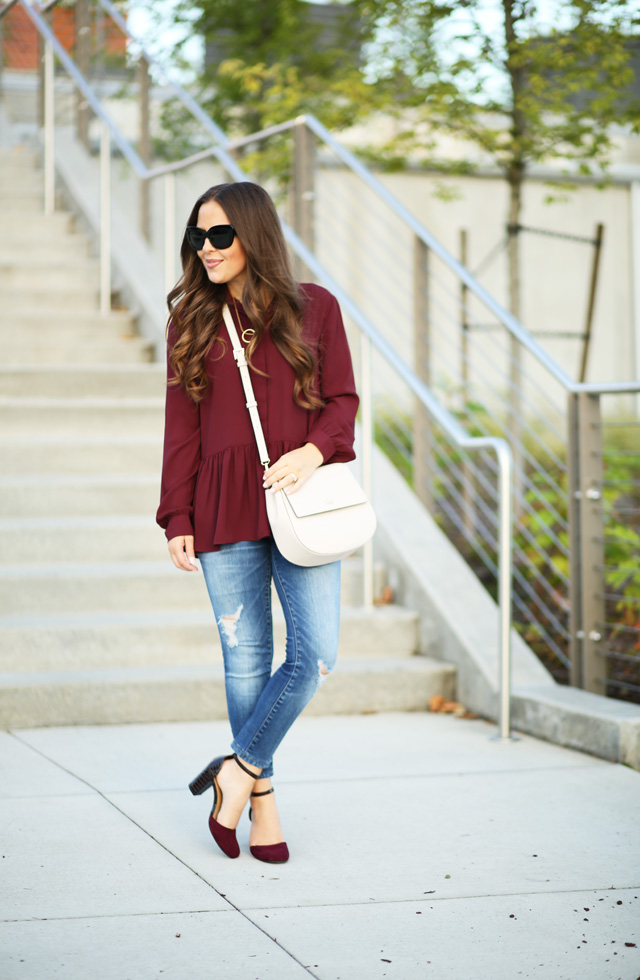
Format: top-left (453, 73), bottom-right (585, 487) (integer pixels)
top-left (197, 538), bottom-right (341, 778)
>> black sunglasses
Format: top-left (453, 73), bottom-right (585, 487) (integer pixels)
top-left (185, 224), bottom-right (237, 251)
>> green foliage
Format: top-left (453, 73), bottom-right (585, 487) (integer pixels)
top-left (352, 0), bottom-right (640, 182)
top-left (171, 0), bottom-right (373, 137)
top-left (373, 405), bottom-right (414, 485)
top-left (373, 392), bottom-right (640, 692)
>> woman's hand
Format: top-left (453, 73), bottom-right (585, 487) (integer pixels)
top-left (263, 443), bottom-right (323, 496)
top-left (168, 535), bottom-right (199, 571)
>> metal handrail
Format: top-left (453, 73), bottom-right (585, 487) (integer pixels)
top-left (185, 110), bottom-right (640, 400)
top-left (282, 224), bottom-right (514, 738)
top-left (4, 3), bottom-right (639, 403)
top-left (4, 0), bottom-right (515, 739)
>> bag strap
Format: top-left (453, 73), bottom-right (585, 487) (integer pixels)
top-left (222, 304), bottom-right (270, 469)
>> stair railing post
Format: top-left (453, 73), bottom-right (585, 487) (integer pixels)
top-left (100, 121), bottom-right (111, 315)
top-left (459, 228), bottom-right (475, 538)
top-left (75, 0), bottom-right (90, 150)
top-left (291, 117), bottom-right (315, 282)
top-left (164, 171), bottom-right (176, 297)
top-left (361, 332), bottom-right (374, 607)
top-left (496, 441), bottom-right (514, 739)
top-left (567, 391), bottom-right (605, 692)
top-left (413, 235), bottom-right (434, 512)
top-left (138, 54), bottom-right (151, 241)
top-left (43, 39), bottom-right (55, 216)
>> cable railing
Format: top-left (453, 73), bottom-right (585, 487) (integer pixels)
top-left (2, 0), bottom-right (639, 706)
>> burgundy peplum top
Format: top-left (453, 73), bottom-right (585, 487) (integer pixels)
top-left (156, 283), bottom-right (359, 552)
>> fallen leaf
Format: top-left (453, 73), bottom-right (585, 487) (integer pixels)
top-left (441, 700), bottom-right (462, 713)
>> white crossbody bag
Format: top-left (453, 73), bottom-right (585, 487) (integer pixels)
top-left (222, 304), bottom-right (376, 566)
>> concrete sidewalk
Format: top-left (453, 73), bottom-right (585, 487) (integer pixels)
top-left (1, 711), bottom-right (639, 980)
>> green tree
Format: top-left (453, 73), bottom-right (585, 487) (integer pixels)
top-left (176, 0), bottom-right (370, 136)
top-left (353, 0), bottom-right (640, 321)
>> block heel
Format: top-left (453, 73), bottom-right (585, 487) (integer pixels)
top-left (189, 753), bottom-right (259, 859)
top-left (189, 761), bottom-right (221, 796)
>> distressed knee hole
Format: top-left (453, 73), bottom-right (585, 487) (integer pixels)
top-left (218, 604), bottom-right (243, 648)
top-left (318, 659), bottom-right (332, 685)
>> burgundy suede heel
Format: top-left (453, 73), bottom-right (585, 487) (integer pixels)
top-left (250, 842), bottom-right (290, 864)
top-left (249, 787), bottom-right (290, 864)
top-left (189, 753), bottom-right (259, 859)
top-left (209, 812), bottom-right (240, 859)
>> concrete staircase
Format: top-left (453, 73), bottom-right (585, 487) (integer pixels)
top-left (0, 146), bottom-right (456, 727)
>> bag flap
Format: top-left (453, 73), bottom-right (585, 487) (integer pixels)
top-left (284, 464), bottom-right (368, 518)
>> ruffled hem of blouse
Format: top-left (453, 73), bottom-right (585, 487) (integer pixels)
top-left (192, 440), bottom-right (299, 553)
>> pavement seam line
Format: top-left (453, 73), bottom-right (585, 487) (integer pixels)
top-left (0, 909), bottom-right (235, 925)
top-left (8, 731), bottom-right (320, 980)
top-left (237, 884), bottom-right (640, 912)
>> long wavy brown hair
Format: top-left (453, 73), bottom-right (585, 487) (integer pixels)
top-left (167, 181), bottom-right (322, 409)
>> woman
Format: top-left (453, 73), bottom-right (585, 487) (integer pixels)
top-left (156, 181), bottom-right (358, 864)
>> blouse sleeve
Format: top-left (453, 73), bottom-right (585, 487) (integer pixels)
top-left (305, 289), bottom-right (359, 463)
top-left (156, 332), bottom-right (202, 541)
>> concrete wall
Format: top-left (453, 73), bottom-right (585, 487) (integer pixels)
top-left (313, 162), bottom-right (639, 420)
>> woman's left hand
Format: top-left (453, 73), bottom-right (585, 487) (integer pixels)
top-left (263, 443), bottom-right (323, 495)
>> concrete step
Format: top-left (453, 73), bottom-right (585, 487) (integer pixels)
top-left (0, 605), bottom-right (418, 671)
top-left (0, 327), bottom-right (143, 348)
top-left (0, 562), bottom-right (213, 616)
top-left (0, 398), bottom-right (164, 437)
top-left (0, 211), bottom-right (73, 235)
top-left (0, 339), bottom-right (154, 365)
top-left (0, 558), bottom-right (384, 614)
top-left (0, 310), bottom-right (136, 330)
top-left (0, 655), bottom-right (454, 727)
top-left (0, 263), bottom-right (99, 289)
top-left (0, 151), bottom-right (39, 170)
top-left (0, 163), bottom-right (39, 178)
top-left (0, 319), bottom-right (141, 343)
top-left (0, 437), bottom-right (163, 476)
top-left (0, 475), bottom-right (159, 518)
top-left (0, 235), bottom-right (91, 259)
top-left (0, 148), bottom-right (38, 164)
top-left (0, 522), bottom-right (387, 606)
top-left (0, 174), bottom-right (43, 192)
top-left (0, 365), bottom-right (165, 398)
top-left (0, 285), bottom-right (99, 312)
top-left (0, 194), bottom-right (44, 211)
top-left (0, 516), bottom-right (164, 563)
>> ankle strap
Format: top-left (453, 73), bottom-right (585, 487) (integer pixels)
top-left (233, 754), bottom-right (260, 779)
top-left (251, 787), bottom-right (275, 798)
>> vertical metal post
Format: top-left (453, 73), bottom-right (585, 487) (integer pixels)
top-left (138, 55), bottom-right (151, 241)
top-left (291, 118), bottom-right (315, 281)
top-left (508, 332), bottom-right (524, 514)
top-left (459, 228), bottom-right (474, 536)
top-left (37, 4), bottom-right (53, 128)
top-left (100, 122), bottom-right (111, 316)
top-left (37, 26), bottom-right (45, 128)
top-left (578, 223), bottom-right (604, 384)
top-left (43, 41), bottom-right (55, 216)
top-left (567, 391), bottom-right (605, 692)
top-left (413, 236), bottom-right (434, 511)
top-left (75, 0), bottom-right (90, 149)
top-left (361, 333), bottom-right (374, 607)
top-left (631, 183), bottom-right (640, 418)
top-left (460, 229), bottom-right (469, 394)
top-left (494, 442), bottom-right (514, 740)
top-left (164, 172), bottom-right (176, 296)
top-left (506, 225), bottom-right (524, 513)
